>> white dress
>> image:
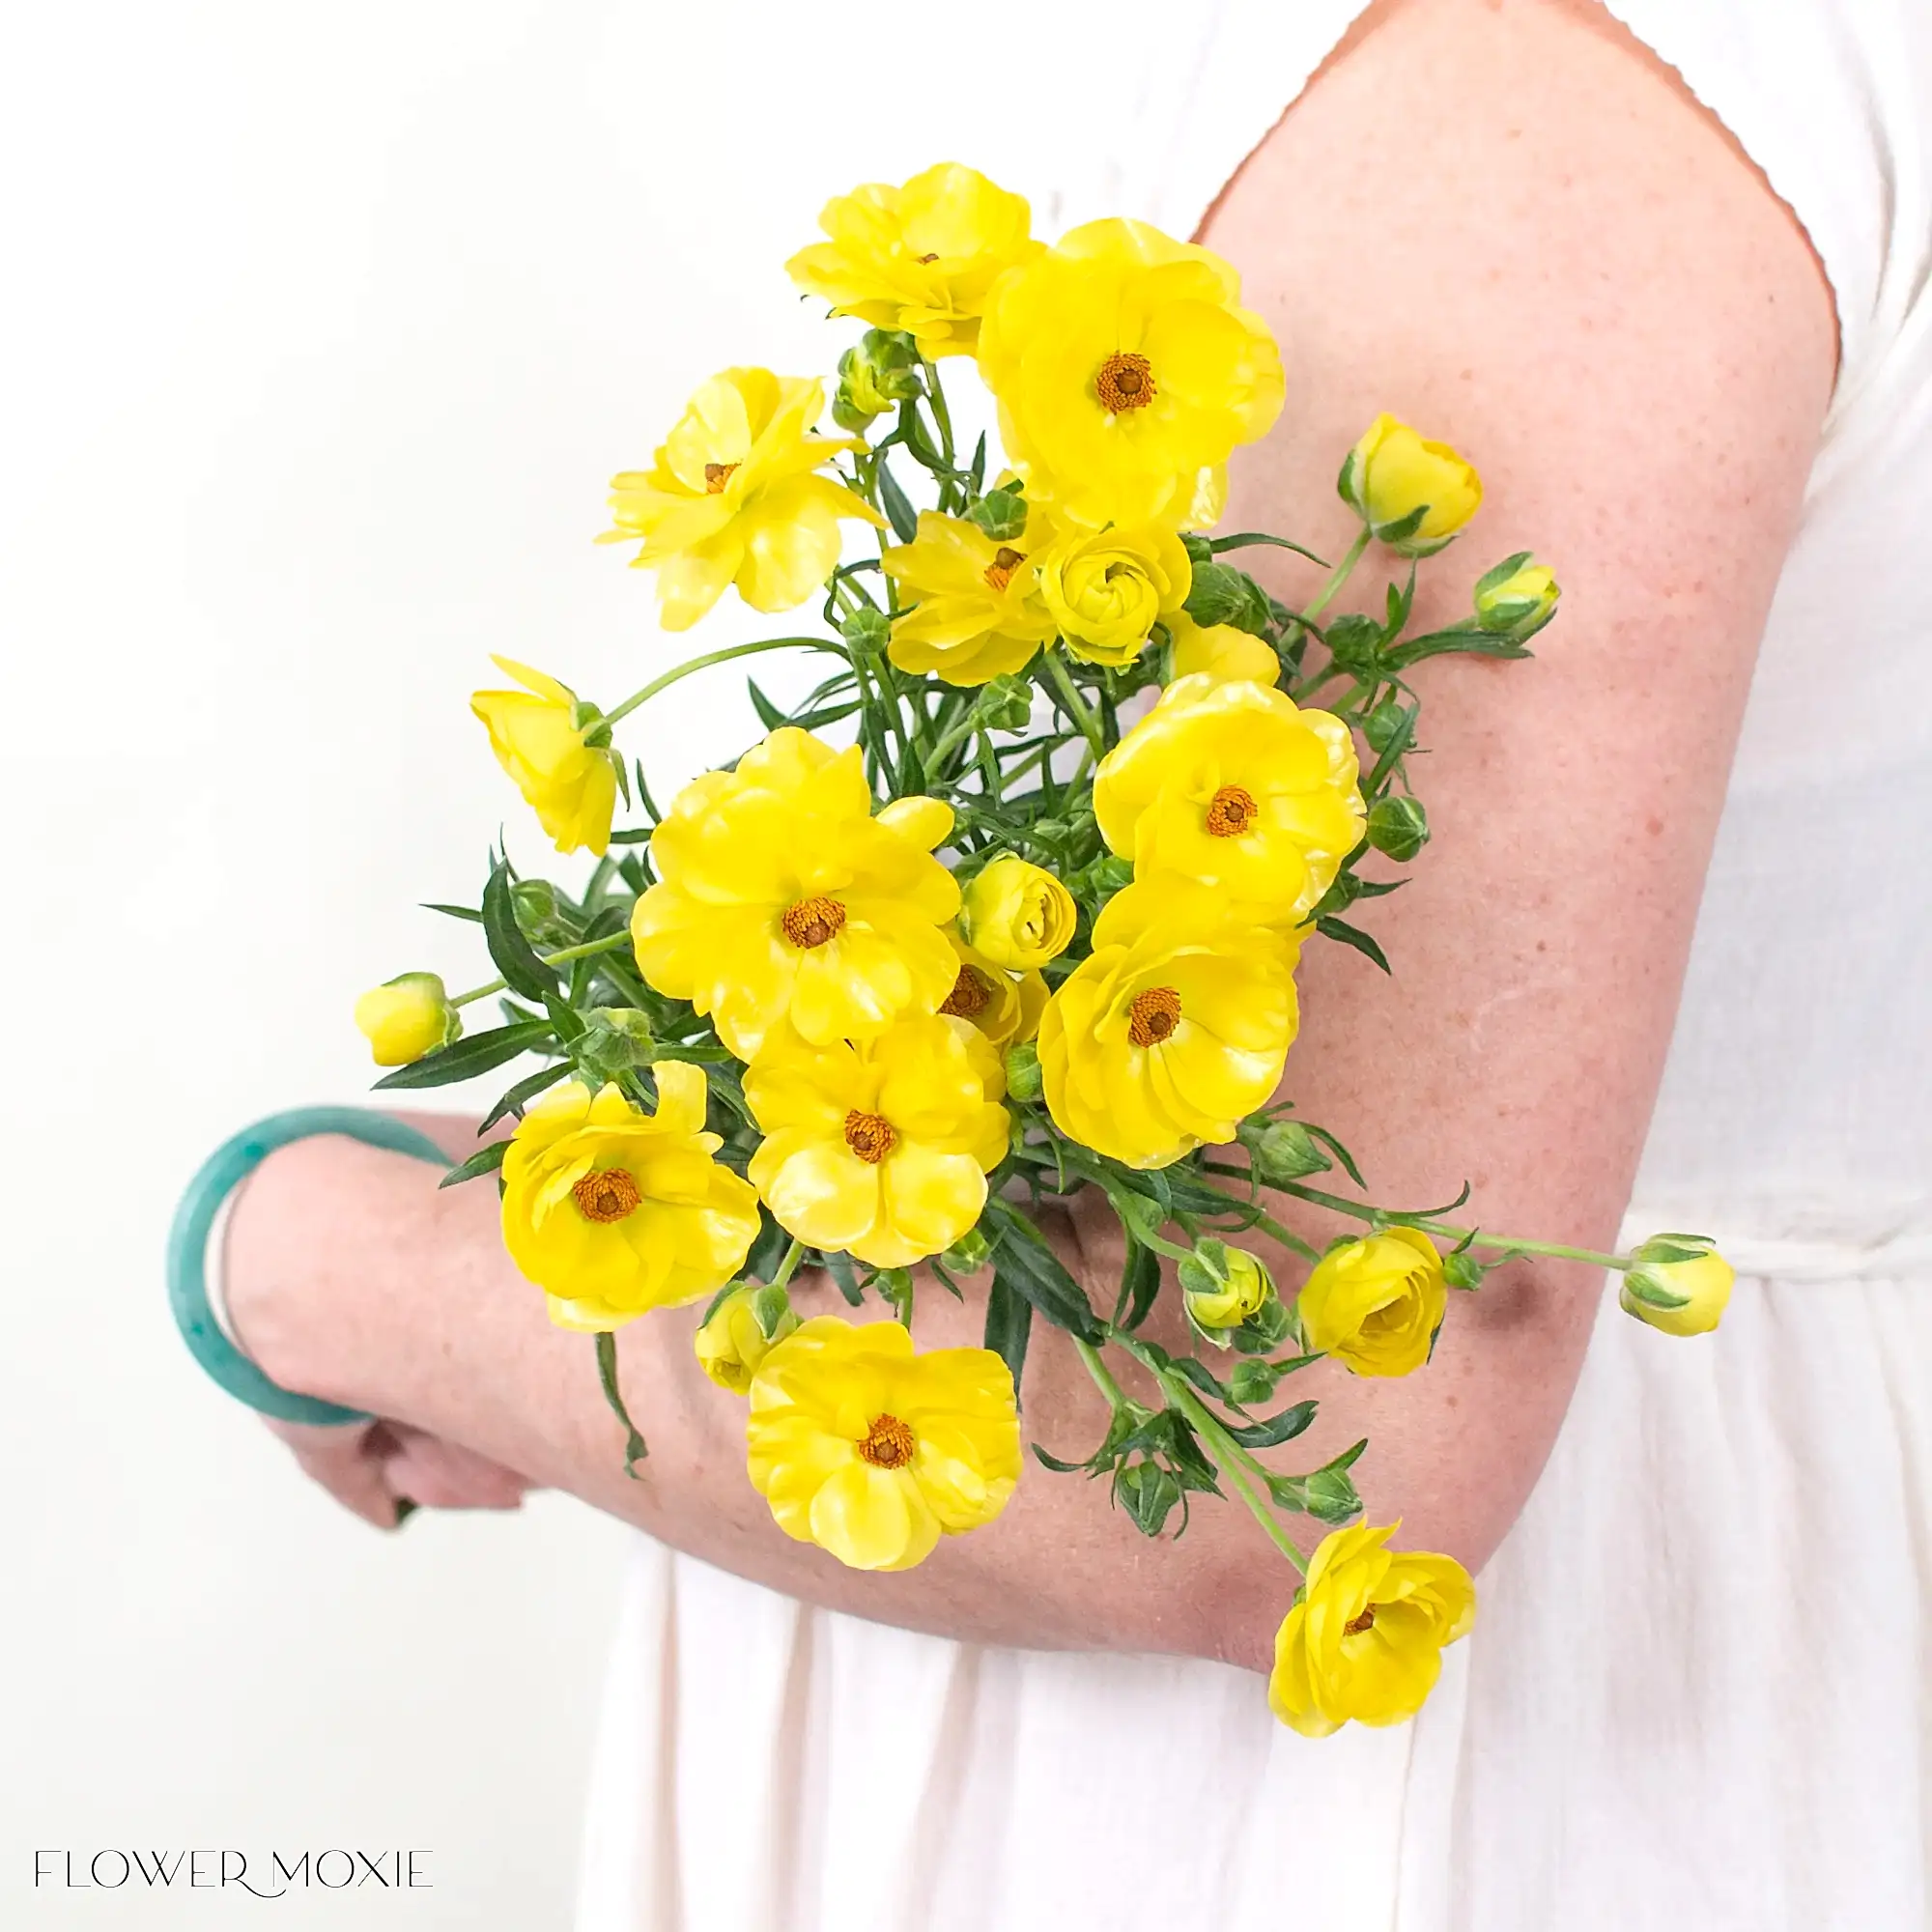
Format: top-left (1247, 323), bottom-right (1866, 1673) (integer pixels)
top-left (577, 5), bottom-right (1932, 1926)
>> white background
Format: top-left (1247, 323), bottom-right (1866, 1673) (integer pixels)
top-left (0, 0), bottom-right (1035, 1922)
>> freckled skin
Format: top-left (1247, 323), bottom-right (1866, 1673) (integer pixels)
top-left (225, 0), bottom-right (1833, 1674)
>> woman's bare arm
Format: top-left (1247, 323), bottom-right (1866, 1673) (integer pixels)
top-left (224, 0), bottom-right (1834, 1675)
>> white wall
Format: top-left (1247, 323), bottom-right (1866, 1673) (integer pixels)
top-left (0, 2), bottom-right (1008, 1921)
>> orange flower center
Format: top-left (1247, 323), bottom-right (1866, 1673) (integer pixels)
top-left (573, 1166), bottom-right (642, 1224)
top-left (703, 461), bottom-right (739, 494)
top-left (982, 546), bottom-right (1026, 592)
top-left (857, 1412), bottom-right (917, 1468)
top-left (939, 964), bottom-right (993, 1017)
top-left (1126, 985), bottom-right (1181, 1047)
top-left (781, 895), bottom-right (846, 949)
top-left (843, 1109), bottom-right (897, 1164)
top-left (1343, 1605), bottom-right (1378, 1637)
top-left (1095, 352), bottom-right (1155, 413)
top-left (1206, 783), bottom-right (1259, 837)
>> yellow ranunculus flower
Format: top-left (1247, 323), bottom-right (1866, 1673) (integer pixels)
top-left (694, 1283), bottom-right (800, 1395)
top-left (470, 657), bottom-right (619, 857)
top-left (1093, 673), bottom-right (1364, 923)
top-left (1620, 1236), bottom-right (1734, 1337)
top-left (1037, 883), bottom-right (1300, 1170)
top-left (1169, 611), bottom-right (1280, 688)
top-left (881, 512), bottom-right (1057, 686)
top-left (746, 1315), bottom-right (1021, 1570)
top-left (1339, 413), bottom-right (1483, 557)
top-left (1268, 1522), bottom-right (1475, 1737)
top-left (599, 368), bottom-right (882, 631)
top-left (354, 972), bottom-right (459, 1067)
top-left (631, 728), bottom-right (960, 1061)
top-left (1035, 515), bottom-right (1192, 668)
top-left (956, 855), bottom-right (1077, 970)
top-left (977, 217), bottom-right (1284, 529)
top-left (745, 1014), bottom-right (1009, 1268)
top-left (1297, 1227), bottom-right (1447, 1378)
top-left (500, 1070), bottom-right (761, 1333)
top-left (1183, 1246), bottom-right (1274, 1331)
top-left (785, 162), bottom-right (1039, 359)
top-left (938, 927), bottom-right (1048, 1051)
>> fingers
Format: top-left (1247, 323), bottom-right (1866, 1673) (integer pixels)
top-left (377, 1426), bottom-right (532, 1512)
top-left (268, 1419), bottom-right (407, 1529)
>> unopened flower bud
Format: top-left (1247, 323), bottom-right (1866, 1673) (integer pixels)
top-left (1179, 1240), bottom-right (1276, 1335)
top-left (959, 855), bottom-right (1076, 969)
top-left (1245, 1119), bottom-right (1332, 1184)
top-left (1474, 553), bottom-right (1560, 640)
top-left (1339, 413), bottom-right (1483, 557)
top-left (841, 607), bottom-right (892, 653)
top-left (575, 1010), bottom-right (652, 1083)
top-left (1183, 561), bottom-right (1267, 636)
top-left (694, 1283), bottom-right (800, 1394)
top-left (1620, 1236), bottom-right (1733, 1337)
top-left (1115, 1458), bottom-right (1182, 1538)
top-left (1004, 1039), bottom-right (1043, 1101)
top-left (833, 328), bottom-right (923, 430)
top-left (966, 484), bottom-right (1028, 543)
top-left (354, 972), bottom-right (460, 1067)
top-left (1323, 612), bottom-right (1381, 673)
top-left (973, 672), bottom-right (1035, 733)
top-left (941, 1228), bottom-right (991, 1273)
top-left (1363, 698), bottom-right (1412, 755)
top-left (1442, 1249), bottom-right (1487, 1291)
top-left (1366, 794), bottom-right (1430, 863)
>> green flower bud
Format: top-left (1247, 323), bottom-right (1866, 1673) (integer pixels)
top-left (1366, 794), bottom-right (1430, 863)
top-left (1323, 612), bottom-right (1381, 673)
top-left (510, 879), bottom-right (568, 945)
top-left (972, 671), bottom-right (1035, 733)
top-left (574, 1014), bottom-right (647, 1084)
top-left (1183, 562), bottom-right (1269, 637)
top-left (1226, 1356), bottom-right (1282, 1407)
top-left (1115, 1458), bottom-right (1182, 1538)
top-left (1442, 1249), bottom-right (1487, 1291)
top-left (1244, 1119), bottom-right (1333, 1184)
top-left (1004, 1039), bottom-right (1043, 1102)
top-left (1363, 698), bottom-right (1412, 756)
top-left (1179, 1239), bottom-right (1276, 1336)
top-left (841, 607), bottom-right (892, 653)
top-left (1473, 552), bottom-right (1561, 640)
top-left (833, 328), bottom-right (923, 429)
top-left (1180, 531), bottom-right (1215, 568)
top-left (966, 484), bottom-right (1028, 543)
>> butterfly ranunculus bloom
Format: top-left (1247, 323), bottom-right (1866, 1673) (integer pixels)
top-left (1339, 413), bottom-right (1483, 557)
top-left (1035, 514), bottom-right (1192, 668)
top-left (1169, 611), bottom-right (1280, 688)
top-left (745, 1014), bottom-right (1009, 1268)
top-left (977, 217), bottom-right (1284, 529)
top-left (1268, 1522), bottom-right (1475, 1737)
top-left (956, 855), bottom-right (1077, 970)
top-left (746, 1316), bottom-right (1021, 1570)
top-left (694, 1283), bottom-right (800, 1395)
top-left (882, 511), bottom-right (1057, 686)
top-left (785, 162), bottom-right (1038, 360)
top-left (353, 971), bottom-right (459, 1067)
top-left (1093, 673), bottom-right (1364, 923)
top-left (938, 927), bottom-right (1048, 1052)
top-left (1037, 883), bottom-right (1299, 1169)
top-left (470, 657), bottom-right (619, 856)
top-left (1296, 1227), bottom-right (1447, 1378)
top-left (599, 368), bottom-right (881, 630)
top-left (499, 1072), bottom-right (761, 1333)
top-left (630, 728), bottom-right (960, 1061)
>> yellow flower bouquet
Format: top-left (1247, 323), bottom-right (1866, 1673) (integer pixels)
top-left (357, 160), bottom-right (1732, 1736)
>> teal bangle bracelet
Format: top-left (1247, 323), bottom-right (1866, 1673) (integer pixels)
top-left (167, 1106), bottom-right (450, 1427)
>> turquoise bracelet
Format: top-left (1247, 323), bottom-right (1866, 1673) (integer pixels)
top-left (167, 1107), bottom-right (451, 1427)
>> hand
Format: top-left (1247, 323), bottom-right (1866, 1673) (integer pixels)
top-left (265, 1416), bottom-right (533, 1530)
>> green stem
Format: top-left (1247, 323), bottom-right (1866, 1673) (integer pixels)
top-left (597, 637), bottom-right (827, 734)
top-left (1074, 1336), bottom-right (1131, 1411)
top-left (593, 1330), bottom-right (649, 1477)
top-left (1300, 526), bottom-right (1370, 624)
top-left (920, 356), bottom-right (956, 470)
top-left (768, 1238), bottom-right (807, 1293)
top-left (1039, 652), bottom-right (1106, 759)
top-left (450, 931), bottom-right (632, 1009)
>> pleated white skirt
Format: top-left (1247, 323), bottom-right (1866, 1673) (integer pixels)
top-left (577, 1230), bottom-right (1932, 1932)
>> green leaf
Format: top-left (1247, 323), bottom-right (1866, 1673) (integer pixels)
top-left (1208, 531), bottom-right (1328, 566)
top-left (439, 1139), bottom-right (509, 1189)
top-left (983, 1271), bottom-right (1033, 1407)
top-left (421, 901), bottom-right (483, 923)
top-left (477, 1061), bottom-right (572, 1134)
top-left (1220, 1398), bottom-right (1318, 1449)
top-left (482, 861), bottom-right (559, 1003)
top-left (877, 461), bottom-right (919, 542)
top-left (1031, 1441), bottom-right (1094, 1475)
top-left (1115, 1237), bottom-right (1161, 1331)
top-left (373, 1020), bottom-right (554, 1090)
top-left (1316, 915), bottom-right (1392, 975)
top-left (821, 1248), bottom-right (865, 1308)
top-left (984, 1199), bottom-right (1105, 1341)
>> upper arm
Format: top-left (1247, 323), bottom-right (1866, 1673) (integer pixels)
top-left (1175, 0), bottom-right (1835, 1594)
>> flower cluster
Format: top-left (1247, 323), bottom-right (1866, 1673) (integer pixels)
top-left (354, 159), bottom-right (1729, 1741)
